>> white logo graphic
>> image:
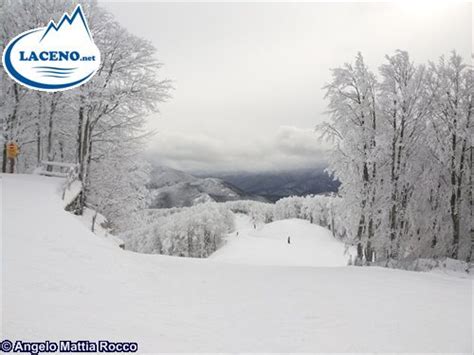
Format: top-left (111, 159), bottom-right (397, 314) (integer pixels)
top-left (2, 5), bottom-right (100, 92)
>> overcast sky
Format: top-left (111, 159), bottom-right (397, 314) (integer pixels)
top-left (101, 1), bottom-right (472, 173)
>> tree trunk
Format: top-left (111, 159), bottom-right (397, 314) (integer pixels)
top-left (36, 93), bottom-right (42, 165)
top-left (8, 158), bottom-right (15, 173)
top-left (91, 210), bottom-right (98, 232)
top-left (469, 146), bottom-right (473, 262)
top-left (3, 84), bottom-right (19, 173)
top-left (46, 94), bottom-right (58, 172)
top-left (78, 117), bottom-right (93, 214)
top-left (449, 122), bottom-right (459, 258)
top-left (356, 212), bottom-right (366, 262)
top-left (76, 99), bottom-right (89, 215)
top-left (1, 143), bottom-right (7, 173)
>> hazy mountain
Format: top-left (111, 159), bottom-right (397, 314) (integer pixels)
top-left (206, 167), bottom-right (340, 202)
top-left (147, 166), bottom-right (268, 208)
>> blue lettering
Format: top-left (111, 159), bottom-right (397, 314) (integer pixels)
top-left (69, 51), bottom-right (80, 61)
top-left (29, 52), bottom-right (39, 61)
top-left (39, 52), bottom-right (48, 61)
top-left (58, 51), bottom-right (68, 61)
top-left (16, 51), bottom-right (83, 61)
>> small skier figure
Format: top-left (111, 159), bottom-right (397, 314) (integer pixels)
top-left (236, 231), bottom-right (239, 237)
top-left (253, 223), bottom-right (256, 229)
top-left (287, 236), bottom-right (291, 244)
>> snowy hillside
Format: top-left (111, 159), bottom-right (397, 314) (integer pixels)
top-left (211, 214), bottom-right (354, 266)
top-left (147, 166), bottom-right (267, 208)
top-left (2, 174), bottom-right (472, 353)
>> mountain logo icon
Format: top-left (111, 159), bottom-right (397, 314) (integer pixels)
top-left (2, 5), bottom-right (101, 92)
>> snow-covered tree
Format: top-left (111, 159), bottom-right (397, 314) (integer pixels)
top-left (377, 51), bottom-right (432, 259)
top-left (320, 50), bottom-right (473, 263)
top-left (319, 53), bottom-right (380, 263)
top-left (0, 0), bottom-right (171, 232)
top-left (122, 203), bottom-right (234, 258)
top-left (425, 53), bottom-right (472, 260)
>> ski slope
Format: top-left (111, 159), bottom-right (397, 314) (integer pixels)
top-left (211, 214), bottom-right (354, 266)
top-left (1, 174), bottom-right (472, 353)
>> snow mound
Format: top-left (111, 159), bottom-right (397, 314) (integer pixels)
top-left (62, 179), bottom-right (82, 207)
top-left (211, 214), bottom-right (354, 266)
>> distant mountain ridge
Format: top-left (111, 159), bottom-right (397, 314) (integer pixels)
top-left (147, 166), bottom-right (268, 208)
top-left (206, 167), bottom-right (340, 202)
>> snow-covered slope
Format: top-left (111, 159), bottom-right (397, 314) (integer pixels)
top-left (211, 214), bottom-right (354, 266)
top-left (2, 174), bottom-right (472, 353)
top-left (148, 166), bottom-right (266, 208)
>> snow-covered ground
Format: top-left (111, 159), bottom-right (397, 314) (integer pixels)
top-left (1, 174), bottom-right (472, 353)
top-left (211, 214), bottom-right (354, 266)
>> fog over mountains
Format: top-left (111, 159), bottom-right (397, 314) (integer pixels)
top-left (147, 165), bottom-right (339, 208)
top-left (207, 168), bottom-right (340, 202)
top-left (147, 166), bottom-right (268, 208)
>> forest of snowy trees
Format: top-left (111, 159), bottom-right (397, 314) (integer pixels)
top-left (0, 0), bottom-right (171, 231)
top-left (320, 51), bottom-right (472, 264)
top-left (123, 51), bottom-right (472, 265)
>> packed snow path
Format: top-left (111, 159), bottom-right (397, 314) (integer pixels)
top-left (1, 175), bottom-right (472, 353)
top-left (211, 214), bottom-right (354, 266)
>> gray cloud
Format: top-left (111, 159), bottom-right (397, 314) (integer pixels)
top-left (147, 126), bottom-right (329, 173)
top-left (103, 1), bottom-right (472, 173)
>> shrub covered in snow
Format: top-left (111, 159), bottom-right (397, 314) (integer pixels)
top-left (122, 203), bottom-right (234, 258)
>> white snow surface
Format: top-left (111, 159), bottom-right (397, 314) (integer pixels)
top-left (1, 174), bottom-right (472, 353)
top-left (62, 179), bottom-right (82, 207)
top-left (75, 207), bottom-right (125, 249)
top-left (211, 214), bottom-right (354, 266)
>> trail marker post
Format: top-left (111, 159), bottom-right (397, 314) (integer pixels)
top-left (6, 141), bottom-right (19, 173)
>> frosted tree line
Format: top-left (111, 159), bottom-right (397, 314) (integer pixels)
top-left (122, 203), bottom-right (234, 258)
top-left (320, 51), bottom-right (472, 264)
top-left (123, 196), bottom-right (345, 258)
top-left (0, 0), bottom-right (171, 231)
